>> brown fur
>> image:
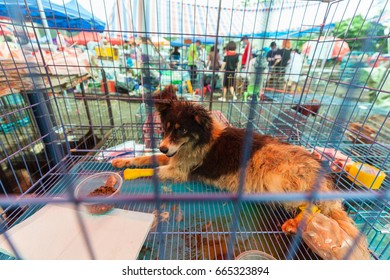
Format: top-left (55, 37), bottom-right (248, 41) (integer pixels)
top-left (112, 95), bottom-right (370, 260)
top-left (111, 154), bottom-right (169, 168)
top-left (153, 85), bottom-right (178, 100)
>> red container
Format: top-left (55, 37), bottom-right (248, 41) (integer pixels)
top-left (101, 80), bottom-right (116, 93)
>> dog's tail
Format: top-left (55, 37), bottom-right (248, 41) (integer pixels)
top-left (318, 180), bottom-right (371, 259)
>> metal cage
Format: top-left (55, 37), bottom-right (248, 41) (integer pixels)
top-left (0, 0), bottom-right (389, 260)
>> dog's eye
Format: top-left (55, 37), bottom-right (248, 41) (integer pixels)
top-left (179, 128), bottom-right (187, 135)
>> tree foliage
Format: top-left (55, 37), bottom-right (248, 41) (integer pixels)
top-left (334, 15), bottom-right (386, 52)
top-left (292, 35), bottom-right (317, 52)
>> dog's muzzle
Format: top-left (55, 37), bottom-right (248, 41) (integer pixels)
top-left (159, 141), bottom-right (187, 157)
top-left (159, 146), bottom-right (169, 154)
top-left (159, 145), bottom-right (177, 157)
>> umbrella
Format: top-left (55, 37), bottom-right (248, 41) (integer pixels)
top-left (104, 34), bottom-right (125, 46)
top-left (66, 31), bottom-right (102, 46)
top-left (104, 34), bottom-right (137, 45)
top-left (0, 0), bottom-right (105, 31)
top-left (148, 36), bottom-right (170, 47)
top-left (302, 36), bottom-right (350, 61)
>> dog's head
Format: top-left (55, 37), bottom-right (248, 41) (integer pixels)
top-left (155, 99), bottom-right (213, 157)
top-left (153, 84), bottom-right (178, 101)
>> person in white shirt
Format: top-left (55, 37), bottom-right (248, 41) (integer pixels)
top-left (246, 50), bottom-right (267, 100)
top-left (284, 49), bottom-right (304, 92)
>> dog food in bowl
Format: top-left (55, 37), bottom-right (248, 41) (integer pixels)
top-left (74, 172), bottom-right (123, 215)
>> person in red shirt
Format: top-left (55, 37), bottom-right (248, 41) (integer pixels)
top-left (240, 35), bottom-right (252, 70)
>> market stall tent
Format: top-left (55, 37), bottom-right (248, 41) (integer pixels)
top-left (0, 0), bottom-right (106, 31)
top-left (107, 0), bottom-right (371, 39)
top-left (107, 0), bottom-right (324, 38)
top-left (66, 32), bottom-right (102, 46)
top-left (148, 36), bottom-right (170, 47)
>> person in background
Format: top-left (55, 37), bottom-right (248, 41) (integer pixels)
top-left (248, 49), bottom-right (268, 99)
top-left (170, 46), bottom-right (181, 69)
top-left (273, 39), bottom-right (292, 90)
top-left (218, 41), bottom-right (239, 102)
top-left (188, 40), bottom-right (201, 86)
top-left (197, 43), bottom-right (206, 69)
top-left (266, 41), bottom-right (280, 88)
top-left (206, 46), bottom-right (222, 91)
top-left (170, 46), bottom-right (180, 61)
top-left (220, 46), bottom-right (227, 63)
top-left (240, 35), bottom-right (252, 71)
top-left (206, 46), bottom-right (221, 71)
top-left (266, 41), bottom-right (279, 69)
top-left (284, 48), bottom-right (304, 92)
top-left (130, 42), bottom-right (142, 68)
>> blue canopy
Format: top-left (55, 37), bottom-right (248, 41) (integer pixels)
top-left (252, 23), bottom-right (336, 39)
top-left (0, 0), bottom-right (105, 31)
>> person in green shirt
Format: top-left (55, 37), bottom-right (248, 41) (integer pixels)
top-left (188, 40), bottom-right (201, 85)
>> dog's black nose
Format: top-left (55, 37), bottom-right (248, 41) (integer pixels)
top-left (159, 146), bottom-right (169, 154)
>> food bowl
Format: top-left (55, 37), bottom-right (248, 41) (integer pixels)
top-left (235, 250), bottom-right (276, 260)
top-left (74, 172), bottom-right (123, 215)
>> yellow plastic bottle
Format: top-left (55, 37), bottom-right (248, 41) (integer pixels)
top-left (124, 168), bottom-right (154, 180)
top-left (187, 80), bottom-right (193, 94)
top-left (346, 162), bottom-right (386, 190)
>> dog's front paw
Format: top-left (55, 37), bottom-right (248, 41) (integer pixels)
top-left (282, 219), bottom-right (298, 234)
top-left (112, 158), bottom-right (134, 168)
top-left (156, 166), bottom-right (186, 182)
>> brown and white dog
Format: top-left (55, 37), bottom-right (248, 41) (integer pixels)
top-left (112, 86), bottom-right (370, 259)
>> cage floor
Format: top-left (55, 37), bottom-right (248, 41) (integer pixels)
top-left (1, 115), bottom-right (389, 260)
top-left (1, 154), bottom-right (388, 260)
top-left (28, 158), bottom-right (321, 260)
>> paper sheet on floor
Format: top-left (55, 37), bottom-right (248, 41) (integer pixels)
top-left (0, 203), bottom-right (153, 260)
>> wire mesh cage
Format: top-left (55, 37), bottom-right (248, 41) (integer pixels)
top-left (0, 0), bottom-right (389, 260)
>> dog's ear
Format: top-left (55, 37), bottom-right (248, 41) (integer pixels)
top-left (153, 84), bottom-right (178, 101)
top-left (164, 85), bottom-right (178, 100)
top-left (154, 99), bottom-right (172, 114)
top-left (193, 107), bottom-right (211, 128)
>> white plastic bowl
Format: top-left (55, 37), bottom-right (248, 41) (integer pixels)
top-left (74, 172), bottom-right (123, 214)
top-left (235, 250), bottom-right (276, 260)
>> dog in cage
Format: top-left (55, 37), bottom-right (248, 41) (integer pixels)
top-left (112, 85), bottom-right (370, 260)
